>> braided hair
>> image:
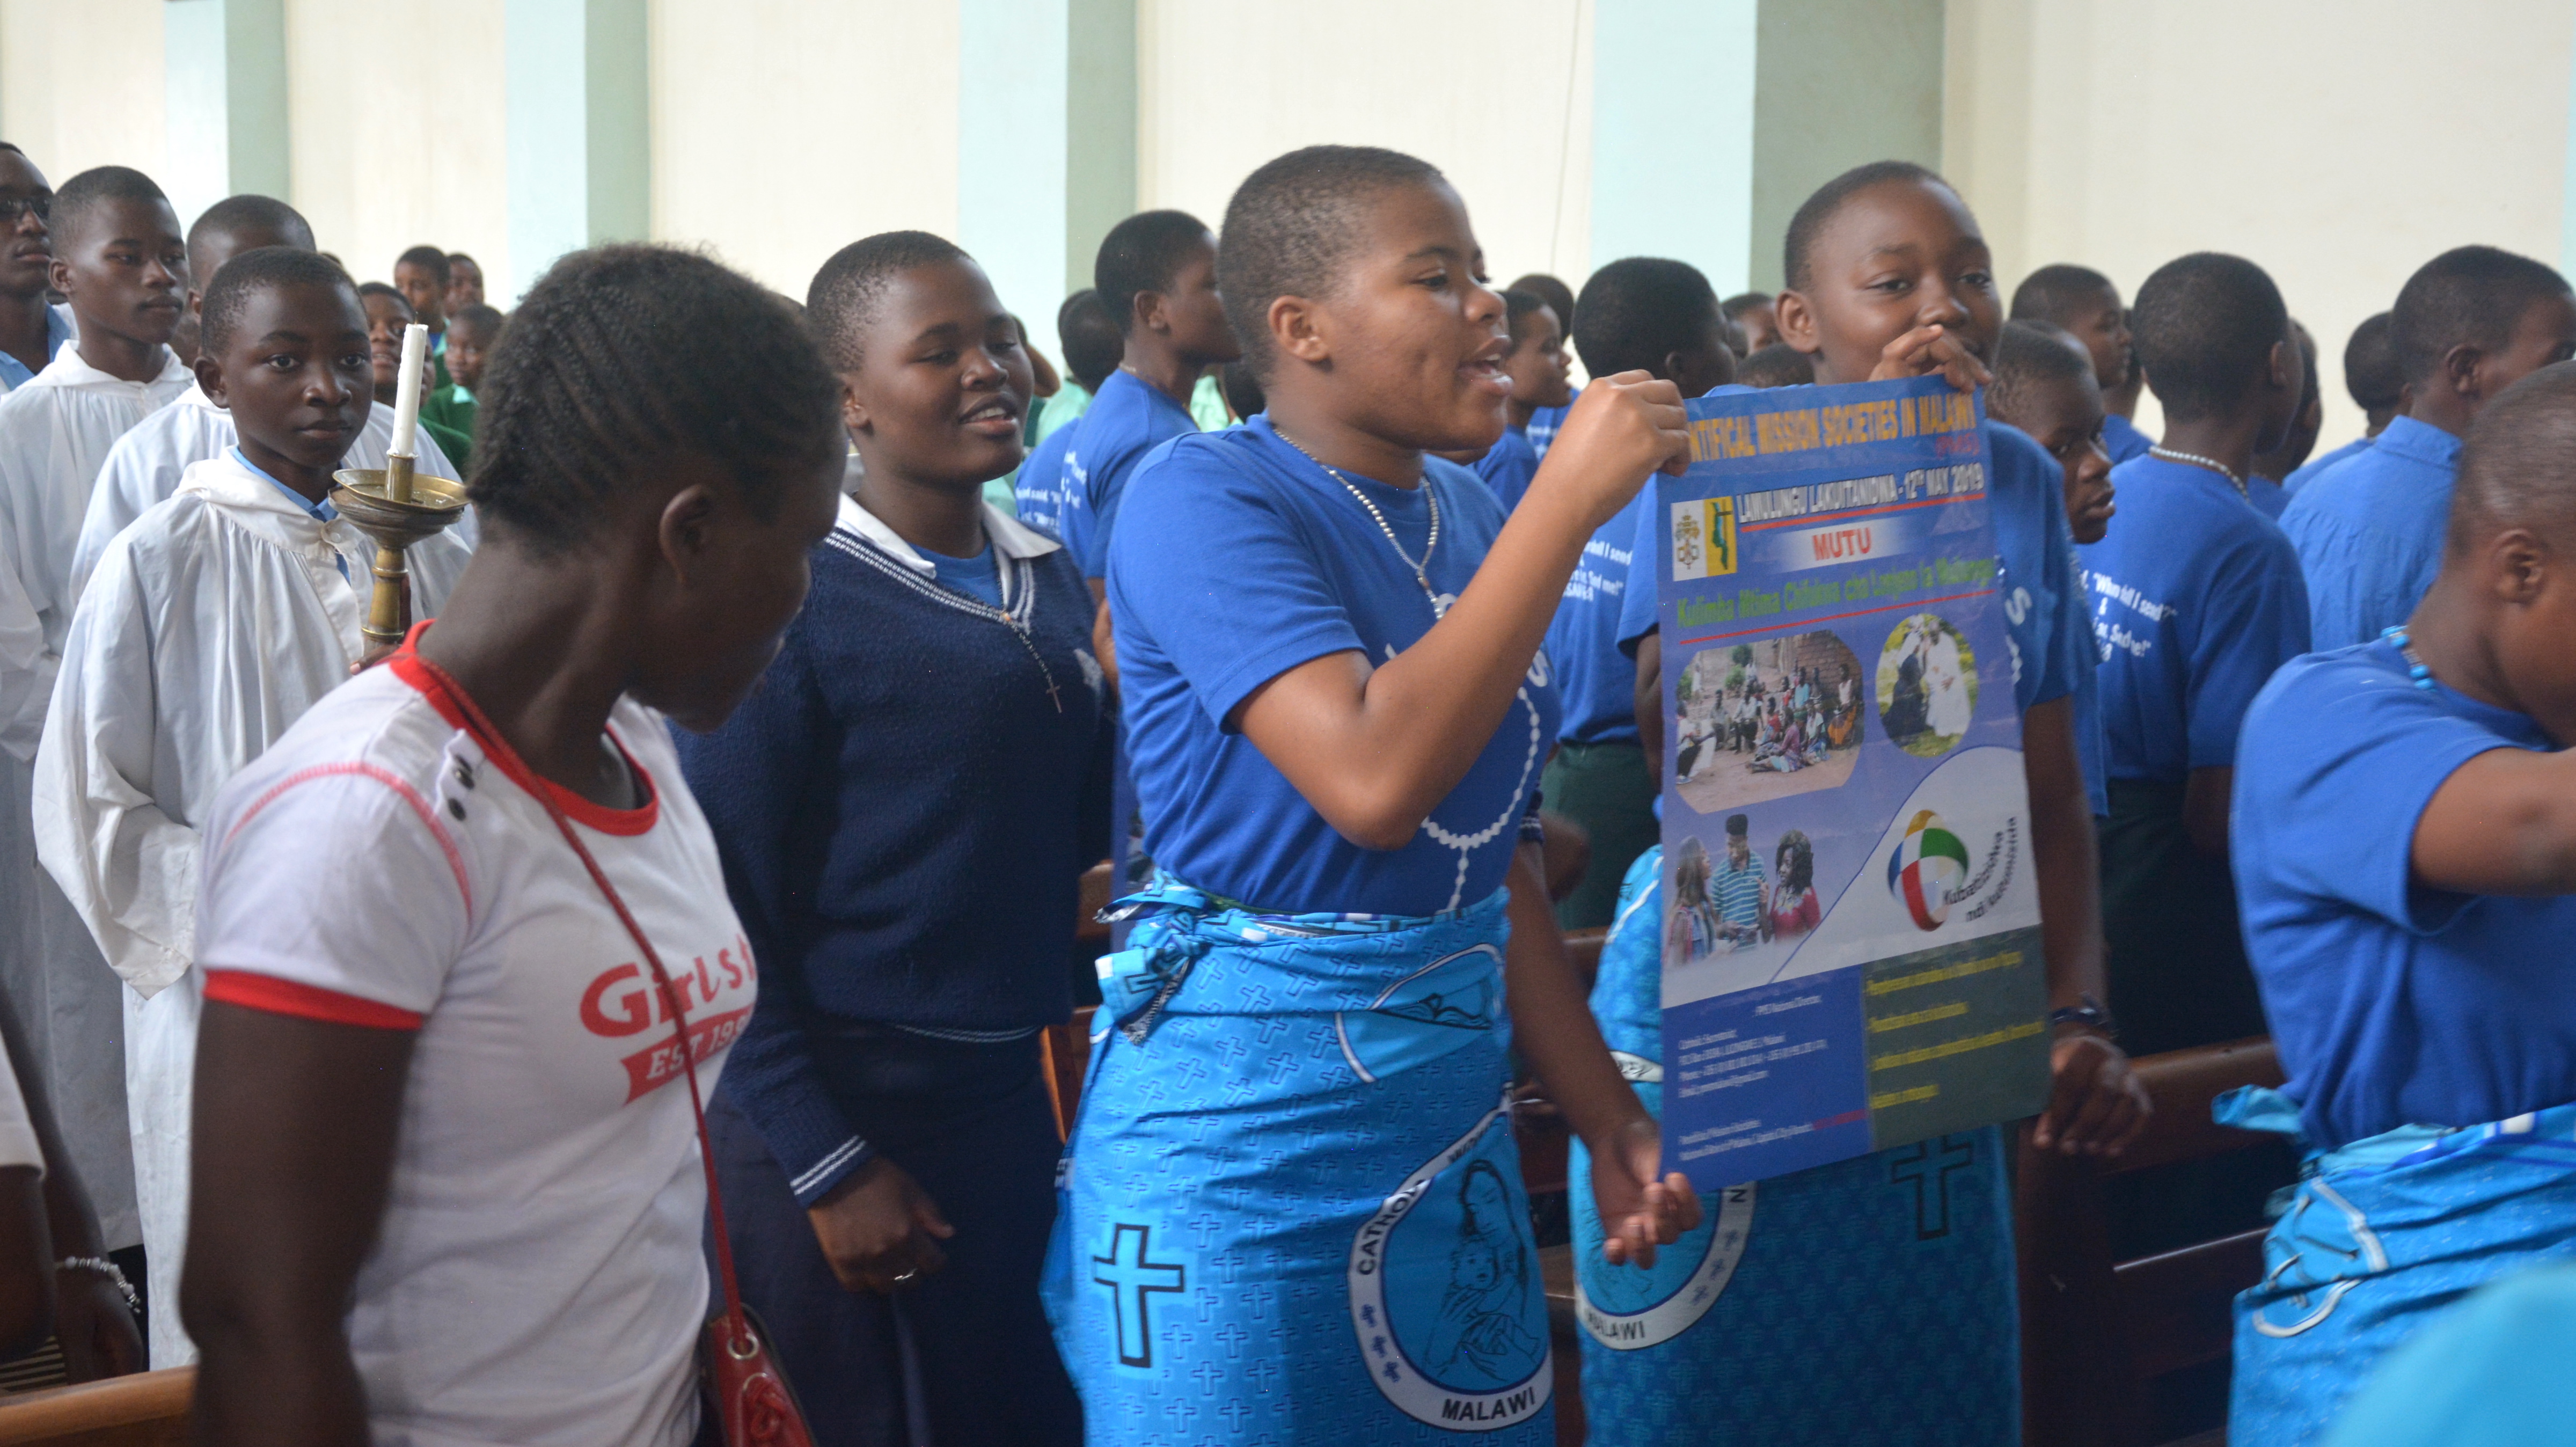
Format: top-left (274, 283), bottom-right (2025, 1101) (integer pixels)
top-left (469, 244), bottom-right (843, 554)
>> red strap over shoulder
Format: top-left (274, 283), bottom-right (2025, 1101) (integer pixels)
top-left (405, 652), bottom-right (759, 1356)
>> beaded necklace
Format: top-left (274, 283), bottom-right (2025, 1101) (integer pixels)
top-left (1270, 425), bottom-right (1444, 615)
top-left (2149, 444), bottom-right (2248, 501)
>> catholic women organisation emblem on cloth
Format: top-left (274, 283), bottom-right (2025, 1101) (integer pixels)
top-left (1348, 1094), bottom-right (1555, 1430)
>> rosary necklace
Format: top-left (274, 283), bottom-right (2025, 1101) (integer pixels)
top-left (1271, 425), bottom-right (1444, 614)
top-left (2149, 444), bottom-right (2248, 500)
top-left (2380, 626), bottom-right (2438, 691)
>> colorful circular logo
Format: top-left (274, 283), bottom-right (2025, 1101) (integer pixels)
top-left (1886, 809), bottom-right (1970, 931)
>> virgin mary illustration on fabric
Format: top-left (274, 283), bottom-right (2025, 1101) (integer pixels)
top-left (1422, 1160), bottom-right (1547, 1388)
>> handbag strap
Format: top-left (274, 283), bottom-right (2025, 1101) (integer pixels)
top-left (407, 653), bottom-right (758, 1356)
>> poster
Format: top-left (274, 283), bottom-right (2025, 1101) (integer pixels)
top-left (1653, 376), bottom-right (2048, 1192)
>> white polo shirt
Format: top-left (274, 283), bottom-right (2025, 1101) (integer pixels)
top-left (195, 644), bottom-right (754, 1447)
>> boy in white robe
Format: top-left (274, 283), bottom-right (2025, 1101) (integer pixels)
top-left (69, 195), bottom-right (468, 602)
top-left (0, 167), bottom-right (191, 1267)
top-left (34, 248), bottom-right (471, 1367)
top-left (0, 166), bottom-right (192, 759)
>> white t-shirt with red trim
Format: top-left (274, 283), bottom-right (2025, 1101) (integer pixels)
top-left (196, 649), bottom-right (755, 1447)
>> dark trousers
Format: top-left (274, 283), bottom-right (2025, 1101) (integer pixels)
top-left (706, 1031), bottom-right (1081, 1447)
top-left (1544, 739), bottom-right (1662, 931)
top-left (2098, 779), bottom-right (2294, 1259)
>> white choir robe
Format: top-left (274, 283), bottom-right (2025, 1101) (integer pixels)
top-left (71, 383), bottom-right (472, 603)
top-left (0, 339), bottom-right (189, 1256)
top-left (32, 449), bottom-right (471, 1367)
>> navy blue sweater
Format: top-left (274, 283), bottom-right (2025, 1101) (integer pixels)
top-left (676, 506), bottom-right (1109, 1203)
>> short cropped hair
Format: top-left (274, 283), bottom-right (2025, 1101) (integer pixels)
top-left (1219, 144), bottom-right (1446, 378)
top-left (805, 230), bottom-right (971, 372)
top-left (394, 245), bottom-right (451, 285)
top-left (1737, 343), bottom-right (1816, 390)
top-left (1571, 257), bottom-right (1718, 380)
top-left (2009, 264), bottom-right (2117, 325)
top-left (1989, 319), bottom-right (2092, 421)
top-left (200, 247), bottom-right (355, 358)
top-left (187, 194), bottom-right (313, 255)
top-left (473, 245), bottom-right (841, 553)
top-left (1053, 289), bottom-right (1122, 392)
top-left (2390, 246), bottom-right (2571, 386)
top-left (51, 166), bottom-right (168, 249)
top-left (1719, 291), bottom-right (1774, 323)
top-left (1094, 210), bottom-right (1211, 336)
top-left (447, 250), bottom-right (478, 271)
top-left (1507, 273), bottom-right (1576, 337)
top-left (1502, 289), bottom-right (1553, 344)
top-left (2129, 252), bottom-right (2289, 423)
top-left (2448, 359), bottom-right (2576, 550)
top-left (448, 301), bottom-right (507, 340)
top-left (1783, 160), bottom-right (1948, 294)
top-left (2343, 311), bottom-right (2402, 411)
top-left (356, 280), bottom-right (410, 317)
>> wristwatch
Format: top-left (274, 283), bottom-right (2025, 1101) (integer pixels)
top-left (2047, 994), bottom-right (2119, 1041)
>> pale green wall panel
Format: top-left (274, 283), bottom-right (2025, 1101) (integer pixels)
top-left (163, 0), bottom-right (288, 232)
top-left (507, 0), bottom-right (646, 304)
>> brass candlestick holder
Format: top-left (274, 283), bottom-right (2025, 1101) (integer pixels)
top-left (331, 455), bottom-right (469, 648)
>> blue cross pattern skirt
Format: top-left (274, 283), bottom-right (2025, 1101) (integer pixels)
top-left (1042, 879), bottom-right (1553, 1444)
top-left (1568, 848), bottom-right (2021, 1444)
top-left (2223, 1087), bottom-right (2576, 1445)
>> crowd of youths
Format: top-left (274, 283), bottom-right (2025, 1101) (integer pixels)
top-left (0, 128), bottom-right (2559, 1447)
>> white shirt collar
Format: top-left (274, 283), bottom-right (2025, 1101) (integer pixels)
top-left (176, 449), bottom-right (354, 537)
top-left (834, 490), bottom-right (1062, 575)
top-left (30, 337), bottom-right (189, 393)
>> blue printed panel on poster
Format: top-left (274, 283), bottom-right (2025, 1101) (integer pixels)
top-left (1655, 378), bottom-right (2049, 1192)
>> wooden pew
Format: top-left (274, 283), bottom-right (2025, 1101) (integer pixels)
top-left (2020, 1035), bottom-right (2285, 1447)
top-left (0, 1368), bottom-right (192, 1446)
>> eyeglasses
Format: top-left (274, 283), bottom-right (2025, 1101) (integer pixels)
top-left (0, 196), bottom-right (51, 225)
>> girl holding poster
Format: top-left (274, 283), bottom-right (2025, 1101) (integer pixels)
top-left (1050, 144), bottom-right (1697, 1444)
top-left (1572, 160), bottom-right (2150, 1445)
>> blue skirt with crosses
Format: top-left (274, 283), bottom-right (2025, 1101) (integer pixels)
top-left (1569, 848), bottom-right (2020, 1445)
top-left (2223, 1088), bottom-right (2576, 1446)
top-left (1043, 879), bottom-right (1552, 1444)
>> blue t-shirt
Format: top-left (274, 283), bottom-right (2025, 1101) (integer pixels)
top-left (2282, 433), bottom-right (2370, 499)
top-left (1613, 413), bottom-right (2092, 721)
top-left (1526, 403), bottom-right (1569, 460)
top-left (2081, 454), bottom-right (2310, 783)
top-left (2245, 472), bottom-right (2288, 520)
top-left (2235, 638), bottom-right (2576, 1149)
top-left (0, 306), bottom-right (73, 391)
top-left (1107, 416), bottom-right (1562, 916)
top-left (923, 542), bottom-right (1004, 607)
top-left (1544, 488), bottom-right (1648, 747)
top-left (2280, 415), bottom-right (2462, 652)
top-left (1013, 422), bottom-right (1079, 541)
top-left (2101, 411), bottom-right (2153, 465)
top-left (1060, 369), bottom-right (1200, 580)
top-left (1472, 426), bottom-right (1539, 513)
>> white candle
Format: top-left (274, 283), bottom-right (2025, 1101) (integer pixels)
top-left (388, 323), bottom-right (429, 459)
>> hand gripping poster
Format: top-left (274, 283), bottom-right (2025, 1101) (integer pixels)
top-left (1653, 376), bottom-right (2047, 1191)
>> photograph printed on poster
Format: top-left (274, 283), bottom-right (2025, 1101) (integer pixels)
top-left (1671, 630), bottom-right (1868, 814)
top-left (1874, 612), bottom-right (1979, 758)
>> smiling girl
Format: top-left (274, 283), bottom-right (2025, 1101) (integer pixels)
top-left (1048, 144), bottom-right (1697, 1445)
top-left (675, 231), bottom-right (1104, 1446)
